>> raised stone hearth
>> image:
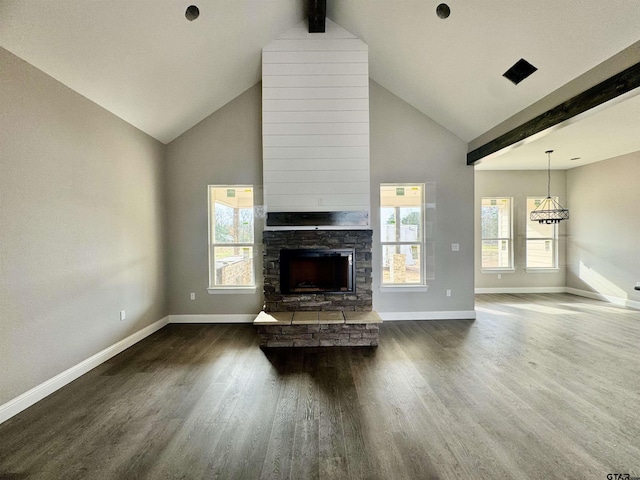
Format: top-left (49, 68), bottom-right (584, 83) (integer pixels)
top-left (254, 310), bottom-right (381, 347)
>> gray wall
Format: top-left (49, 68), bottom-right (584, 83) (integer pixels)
top-left (165, 80), bottom-right (475, 316)
top-left (0, 48), bottom-right (167, 405)
top-left (474, 170), bottom-right (567, 290)
top-left (566, 152), bottom-right (640, 304)
top-left (370, 81), bottom-right (474, 314)
top-left (165, 83), bottom-right (264, 315)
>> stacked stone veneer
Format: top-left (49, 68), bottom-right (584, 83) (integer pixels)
top-left (262, 229), bottom-right (373, 312)
top-left (257, 323), bottom-right (379, 347)
top-left (254, 311), bottom-right (380, 348)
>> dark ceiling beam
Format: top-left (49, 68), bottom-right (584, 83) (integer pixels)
top-left (467, 61), bottom-right (640, 165)
top-left (308, 0), bottom-right (327, 33)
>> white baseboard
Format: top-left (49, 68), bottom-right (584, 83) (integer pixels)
top-left (0, 315), bottom-right (170, 425)
top-left (379, 310), bottom-right (476, 321)
top-left (475, 287), bottom-right (566, 294)
top-left (169, 314), bottom-right (257, 323)
top-left (170, 312), bottom-right (478, 322)
top-left (566, 287), bottom-right (640, 310)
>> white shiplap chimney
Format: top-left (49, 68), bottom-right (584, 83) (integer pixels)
top-left (262, 19), bottom-right (370, 224)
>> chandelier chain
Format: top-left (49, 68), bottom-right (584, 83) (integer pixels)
top-left (547, 151), bottom-right (551, 198)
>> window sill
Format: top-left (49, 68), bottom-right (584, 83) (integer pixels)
top-left (207, 287), bottom-right (257, 295)
top-left (380, 285), bottom-right (429, 293)
top-left (525, 268), bottom-right (560, 274)
top-left (481, 268), bottom-right (515, 274)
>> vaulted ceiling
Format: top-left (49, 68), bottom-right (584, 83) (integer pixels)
top-left (1, 0), bottom-right (640, 167)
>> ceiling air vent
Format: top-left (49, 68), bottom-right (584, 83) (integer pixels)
top-left (503, 58), bottom-right (537, 85)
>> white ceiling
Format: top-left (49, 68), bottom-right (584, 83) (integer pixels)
top-left (1, 0), bottom-right (640, 157)
top-left (0, 0), bottom-right (307, 144)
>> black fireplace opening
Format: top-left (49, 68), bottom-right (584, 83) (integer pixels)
top-left (280, 248), bottom-right (354, 294)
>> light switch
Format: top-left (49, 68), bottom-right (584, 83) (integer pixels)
top-left (451, 243), bottom-right (459, 251)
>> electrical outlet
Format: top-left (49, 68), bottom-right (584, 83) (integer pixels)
top-left (190, 292), bottom-right (196, 300)
top-left (446, 289), bottom-right (452, 297)
top-left (498, 274), bottom-right (502, 280)
top-left (451, 243), bottom-right (459, 252)
top-left (120, 310), bottom-right (126, 321)
top-left (318, 197), bottom-right (324, 206)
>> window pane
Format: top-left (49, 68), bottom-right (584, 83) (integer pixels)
top-left (526, 240), bottom-right (554, 268)
top-left (213, 247), bottom-right (253, 286)
top-left (211, 187), bottom-right (254, 244)
top-left (214, 202), bottom-right (234, 242)
top-left (481, 205), bottom-right (499, 238)
top-left (399, 207), bottom-right (421, 241)
top-left (380, 186), bottom-right (423, 242)
top-left (481, 198), bottom-right (511, 239)
top-left (481, 240), bottom-right (511, 268)
top-left (238, 207), bottom-right (254, 243)
top-left (380, 207), bottom-right (397, 242)
top-left (382, 244), bottom-right (422, 284)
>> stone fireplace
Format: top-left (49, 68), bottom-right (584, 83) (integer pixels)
top-left (255, 229), bottom-right (379, 348)
top-left (262, 229), bottom-right (372, 312)
top-left (254, 19), bottom-right (380, 347)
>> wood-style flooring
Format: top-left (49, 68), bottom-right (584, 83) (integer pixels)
top-left (1, 293), bottom-right (639, 479)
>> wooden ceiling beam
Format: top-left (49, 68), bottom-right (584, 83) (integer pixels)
top-left (308, 0), bottom-right (327, 33)
top-left (467, 61), bottom-right (640, 165)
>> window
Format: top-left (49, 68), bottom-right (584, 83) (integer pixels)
top-left (481, 197), bottom-right (513, 269)
top-left (526, 197), bottom-right (558, 269)
top-left (380, 184), bottom-right (425, 286)
top-left (208, 186), bottom-right (255, 289)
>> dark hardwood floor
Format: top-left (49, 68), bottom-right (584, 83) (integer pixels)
top-left (1, 293), bottom-right (639, 479)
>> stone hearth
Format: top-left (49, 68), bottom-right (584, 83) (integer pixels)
top-left (254, 310), bottom-right (381, 347)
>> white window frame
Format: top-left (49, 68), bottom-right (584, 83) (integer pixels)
top-left (525, 196), bottom-right (559, 272)
top-left (380, 183), bottom-right (427, 289)
top-left (480, 197), bottom-right (514, 272)
top-left (207, 185), bottom-right (256, 293)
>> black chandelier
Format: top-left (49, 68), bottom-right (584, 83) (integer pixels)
top-left (529, 150), bottom-right (569, 224)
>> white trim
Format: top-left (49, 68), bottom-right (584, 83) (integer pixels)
top-left (475, 287), bottom-right (565, 294)
top-left (169, 314), bottom-right (257, 324)
top-left (207, 287), bottom-right (257, 295)
top-left (566, 287), bottom-right (640, 311)
top-left (379, 285), bottom-right (429, 293)
top-left (0, 316), bottom-right (170, 425)
top-left (379, 310), bottom-right (476, 321)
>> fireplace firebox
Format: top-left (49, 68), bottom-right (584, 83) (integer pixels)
top-left (280, 249), bottom-right (354, 294)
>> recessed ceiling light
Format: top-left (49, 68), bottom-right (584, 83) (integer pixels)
top-left (185, 5), bottom-right (200, 21)
top-left (436, 3), bottom-right (451, 19)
